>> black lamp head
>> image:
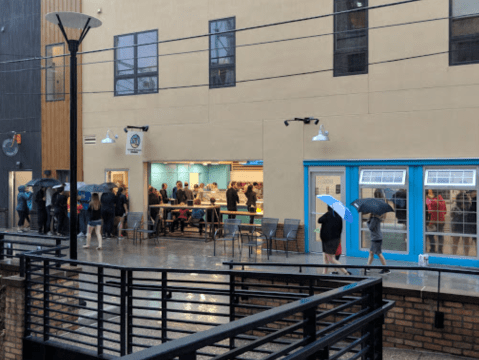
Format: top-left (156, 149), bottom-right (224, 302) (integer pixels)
top-left (142, 125), bottom-right (149, 132)
top-left (123, 127), bottom-right (128, 133)
top-left (314, 119), bottom-right (319, 125)
top-left (284, 121), bottom-right (289, 126)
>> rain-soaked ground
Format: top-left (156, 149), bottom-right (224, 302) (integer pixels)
top-left (10, 231), bottom-right (479, 359)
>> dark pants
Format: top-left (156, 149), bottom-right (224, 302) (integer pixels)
top-left (37, 208), bottom-right (47, 233)
top-left (79, 209), bottom-right (89, 234)
top-left (427, 223), bottom-right (445, 254)
top-left (45, 206), bottom-right (52, 232)
top-left (248, 207), bottom-right (255, 224)
top-left (228, 214), bottom-right (236, 219)
top-left (171, 218), bottom-right (186, 232)
top-left (150, 210), bottom-right (159, 230)
top-left (102, 210), bottom-right (115, 237)
top-left (55, 210), bottom-right (67, 235)
top-left (17, 210), bottom-right (27, 227)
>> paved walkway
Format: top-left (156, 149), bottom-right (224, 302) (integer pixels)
top-left (72, 234), bottom-right (478, 360)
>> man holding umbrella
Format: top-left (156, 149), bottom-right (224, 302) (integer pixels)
top-left (351, 196), bottom-right (394, 274)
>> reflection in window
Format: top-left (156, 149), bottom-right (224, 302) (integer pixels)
top-left (334, 0), bottom-right (368, 76)
top-left (114, 30), bottom-right (158, 96)
top-left (425, 188), bottom-right (477, 257)
top-left (209, 18), bottom-right (235, 88)
top-left (450, 0), bottom-right (479, 65)
top-left (360, 186), bottom-right (408, 252)
top-left (46, 44), bottom-right (65, 101)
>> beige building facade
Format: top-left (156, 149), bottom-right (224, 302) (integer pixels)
top-left (81, 0), bottom-right (479, 266)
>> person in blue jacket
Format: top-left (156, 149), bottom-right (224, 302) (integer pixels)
top-left (16, 185), bottom-right (33, 232)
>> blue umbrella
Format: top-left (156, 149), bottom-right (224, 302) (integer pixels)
top-left (316, 194), bottom-right (354, 223)
top-left (78, 184), bottom-right (108, 193)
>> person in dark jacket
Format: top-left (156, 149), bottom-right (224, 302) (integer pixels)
top-left (365, 213), bottom-right (390, 274)
top-left (184, 182), bottom-right (194, 202)
top-left (317, 206), bottom-right (350, 275)
top-left (226, 181), bottom-right (240, 219)
top-left (176, 182), bottom-right (187, 204)
top-left (172, 181), bottom-right (181, 200)
top-left (148, 187), bottom-right (161, 230)
top-left (100, 190), bottom-right (116, 239)
top-left (114, 188), bottom-right (128, 237)
top-left (160, 183), bottom-right (169, 204)
top-left (16, 185), bottom-right (33, 232)
top-left (245, 185), bottom-right (257, 224)
top-left (35, 187), bottom-right (47, 234)
top-left (52, 186), bottom-right (68, 236)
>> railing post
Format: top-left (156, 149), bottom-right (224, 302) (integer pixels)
top-left (434, 271), bottom-right (444, 328)
top-left (127, 270), bottom-right (133, 354)
top-left (19, 255), bottom-right (25, 277)
top-left (43, 260), bottom-right (50, 341)
top-left (229, 273), bottom-right (236, 350)
top-left (179, 353), bottom-right (197, 360)
top-left (303, 305), bottom-right (319, 360)
top-left (55, 238), bottom-right (62, 268)
top-left (98, 266), bottom-right (104, 357)
top-left (362, 282), bottom-right (383, 360)
top-left (161, 271), bottom-right (168, 343)
top-left (0, 235), bottom-right (4, 261)
top-left (24, 257), bottom-right (31, 337)
top-left (120, 269), bottom-right (127, 356)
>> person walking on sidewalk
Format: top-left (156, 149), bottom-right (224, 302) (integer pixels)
top-left (35, 187), bottom-right (47, 234)
top-left (317, 206), bottom-right (350, 275)
top-left (115, 187), bottom-right (128, 238)
top-left (16, 185), bottom-right (33, 232)
top-left (83, 193), bottom-right (103, 250)
top-left (366, 213), bottom-right (390, 274)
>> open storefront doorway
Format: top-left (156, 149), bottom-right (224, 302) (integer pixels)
top-left (9, 171), bottom-right (33, 228)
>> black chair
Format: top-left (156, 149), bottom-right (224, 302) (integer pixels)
top-left (240, 224), bottom-right (264, 261)
top-left (273, 219), bottom-right (300, 257)
top-left (258, 218), bottom-right (279, 259)
top-left (137, 214), bottom-right (161, 244)
top-left (214, 219), bottom-right (241, 257)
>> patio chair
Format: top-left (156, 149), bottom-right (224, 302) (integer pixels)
top-left (122, 212), bottom-right (143, 242)
top-left (258, 218), bottom-right (279, 260)
top-left (273, 219), bottom-right (300, 258)
top-left (240, 224), bottom-right (264, 262)
top-left (214, 219), bottom-right (241, 257)
top-left (136, 214), bottom-right (161, 245)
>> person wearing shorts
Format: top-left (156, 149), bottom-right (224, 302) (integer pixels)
top-left (366, 214), bottom-right (390, 274)
top-left (83, 193), bottom-right (103, 250)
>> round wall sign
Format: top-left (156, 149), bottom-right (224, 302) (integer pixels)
top-left (2, 138), bottom-right (18, 157)
top-left (130, 134), bottom-right (141, 149)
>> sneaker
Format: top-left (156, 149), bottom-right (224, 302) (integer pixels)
top-left (97, 246), bottom-right (102, 250)
top-left (346, 271), bottom-right (352, 275)
top-left (17, 227), bottom-right (23, 233)
top-left (78, 232), bottom-right (84, 237)
top-left (331, 271), bottom-right (339, 275)
top-left (24, 227), bottom-right (30, 232)
top-left (47, 231), bottom-right (53, 236)
top-left (82, 245), bottom-right (90, 249)
top-left (379, 269), bottom-right (391, 275)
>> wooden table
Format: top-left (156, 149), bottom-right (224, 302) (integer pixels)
top-left (149, 204), bottom-right (221, 241)
top-left (221, 210), bottom-right (264, 218)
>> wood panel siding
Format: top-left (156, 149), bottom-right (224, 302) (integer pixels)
top-left (41, 0), bottom-right (83, 181)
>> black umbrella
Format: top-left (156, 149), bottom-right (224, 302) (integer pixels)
top-left (350, 198), bottom-right (394, 216)
top-left (25, 178), bottom-right (61, 188)
top-left (100, 182), bottom-right (118, 190)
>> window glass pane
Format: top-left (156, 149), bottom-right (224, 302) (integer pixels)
top-left (210, 67), bottom-right (235, 87)
top-left (425, 169), bottom-right (476, 186)
top-left (115, 79), bottom-right (134, 95)
top-left (359, 170), bottom-right (406, 185)
top-left (116, 35), bottom-right (135, 76)
top-left (210, 55), bottom-right (235, 65)
top-left (425, 188), bottom-right (477, 257)
top-left (210, 18), bottom-right (235, 88)
top-left (138, 31), bottom-right (158, 74)
top-left (452, 0), bottom-right (479, 17)
top-left (138, 76), bottom-right (158, 92)
top-left (46, 44), bottom-right (65, 101)
top-left (359, 187), bottom-right (408, 252)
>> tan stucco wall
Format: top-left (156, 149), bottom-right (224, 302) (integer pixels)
top-left (82, 0), bottom-right (479, 222)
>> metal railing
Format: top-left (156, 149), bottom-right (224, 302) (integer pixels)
top-left (23, 254), bottom-right (394, 360)
top-left (224, 261), bottom-right (479, 329)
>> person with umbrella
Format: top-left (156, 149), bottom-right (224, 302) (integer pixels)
top-left (351, 196), bottom-right (393, 274)
top-left (317, 206), bottom-right (351, 276)
top-left (16, 185), bottom-right (33, 232)
top-left (52, 185), bottom-right (68, 236)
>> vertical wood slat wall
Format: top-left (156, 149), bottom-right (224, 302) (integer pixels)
top-left (41, 0), bottom-right (83, 181)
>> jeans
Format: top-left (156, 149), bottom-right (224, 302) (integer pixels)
top-left (79, 209), bottom-right (89, 235)
top-left (101, 210), bottom-right (115, 236)
top-left (45, 206), bottom-right (52, 232)
top-left (17, 210), bottom-right (27, 227)
top-left (37, 208), bottom-right (47, 233)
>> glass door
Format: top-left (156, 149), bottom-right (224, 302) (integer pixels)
top-left (9, 171), bottom-right (33, 228)
top-left (309, 170), bottom-right (346, 254)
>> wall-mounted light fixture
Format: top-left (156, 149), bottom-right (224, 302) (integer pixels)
top-left (284, 117), bottom-right (320, 126)
top-left (124, 125), bottom-right (149, 133)
top-left (312, 124), bottom-right (330, 142)
top-left (101, 129), bottom-right (119, 144)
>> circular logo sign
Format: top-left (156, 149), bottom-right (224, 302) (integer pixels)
top-left (130, 134), bottom-right (141, 149)
top-left (2, 138), bottom-right (19, 157)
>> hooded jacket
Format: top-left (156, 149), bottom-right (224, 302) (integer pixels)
top-left (16, 185), bottom-right (33, 211)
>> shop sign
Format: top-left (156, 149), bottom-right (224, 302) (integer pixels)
top-left (126, 131), bottom-right (143, 155)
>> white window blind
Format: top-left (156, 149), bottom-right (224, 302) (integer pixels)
top-left (359, 170), bottom-right (406, 186)
top-left (424, 169), bottom-right (476, 187)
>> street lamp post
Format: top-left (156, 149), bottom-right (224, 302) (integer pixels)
top-left (45, 12), bottom-right (102, 260)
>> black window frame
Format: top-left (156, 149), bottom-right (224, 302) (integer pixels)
top-left (114, 29), bottom-right (159, 97)
top-left (45, 43), bottom-right (65, 102)
top-left (209, 17), bottom-right (236, 89)
top-left (333, 0), bottom-right (368, 77)
top-left (449, 0), bottom-right (479, 66)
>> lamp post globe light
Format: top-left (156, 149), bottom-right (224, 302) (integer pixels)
top-left (45, 12), bottom-right (102, 261)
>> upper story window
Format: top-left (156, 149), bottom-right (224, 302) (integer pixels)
top-left (334, 0), bottom-right (368, 76)
top-left (114, 30), bottom-right (158, 96)
top-left (46, 43), bottom-right (65, 101)
top-left (450, 0), bottom-right (479, 65)
top-left (209, 17), bottom-right (236, 88)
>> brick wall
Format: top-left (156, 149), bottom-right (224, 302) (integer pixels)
top-left (383, 287), bottom-right (479, 359)
top-left (262, 224), bottom-right (306, 253)
top-left (0, 260), bottom-right (81, 360)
